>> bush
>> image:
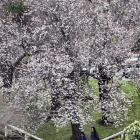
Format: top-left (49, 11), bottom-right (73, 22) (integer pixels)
top-left (5, 2), bottom-right (27, 15)
top-left (4, 1), bottom-right (28, 25)
top-left (124, 120), bottom-right (140, 140)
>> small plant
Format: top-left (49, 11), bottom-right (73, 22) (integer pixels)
top-left (4, 1), bottom-right (28, 26)
top-left (124, 120), bottom-right (140, 140)
top-left (5, 2), bottom-right (27, 15)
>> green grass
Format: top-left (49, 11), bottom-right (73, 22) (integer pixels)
top-left (36, 80), bottom-right (140, 140)
top-left (36, 122), bottom-right (72, 140)
top-left (88, 79), bottom-right (99, 96)
top-left (119, 81), bottom-right (139, 97)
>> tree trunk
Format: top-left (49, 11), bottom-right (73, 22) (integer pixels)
top-left (98, 65), bottom-right (112, 125)
top-left (98, 79), bottom-right (110, 125)
top-left (71, 123), bottom-right (81, 140)
top-left (1, 62), bottom-right (14, 88)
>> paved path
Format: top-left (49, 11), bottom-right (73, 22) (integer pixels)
top-left (0, 95), bottom-right (26, 131)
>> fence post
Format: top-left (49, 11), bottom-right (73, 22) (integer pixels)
top-left (25, 134), bottom-right (28, 140)
top-left (4, 125), bottom-right (8, 137)
top-left (121, 132), bottom-right (124, 139)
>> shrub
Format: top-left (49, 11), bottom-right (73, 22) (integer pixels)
top-left (4, 1), bottom-right (28, 25)
top-left (5, 2), bottom-right (27, 15)
top-left (124, 120), bottom-right (140, 140)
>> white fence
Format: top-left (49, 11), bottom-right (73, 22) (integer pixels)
top-left (102, 130), bottom-right (124, 140)
top-left (5, 124), bottom-right (43, 140)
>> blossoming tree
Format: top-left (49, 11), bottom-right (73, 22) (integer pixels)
top-left (0, 0), bottom-right (140, 139)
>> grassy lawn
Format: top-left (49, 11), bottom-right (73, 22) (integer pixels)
top-left (36, 122), bottom-right (72, 140)
top-left (36, 80), bottom-right (140, 140)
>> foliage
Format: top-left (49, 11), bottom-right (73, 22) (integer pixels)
top-left (101, 84), bottom-right (131, 127)
top-left (5, 2), bottom-right (27, 15)
top-left (124, 120), bottom-right (140, 140)
top-left (0, 0), bottom-right (140, 136)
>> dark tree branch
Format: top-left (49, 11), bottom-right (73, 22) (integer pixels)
top-left (88, 0), bottom-right (92, 2)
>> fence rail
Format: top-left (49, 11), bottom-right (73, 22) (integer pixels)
top-left (5, 124), bottom-right (43, 140)
top-left (4, 124), bottom-right (124, 140)
top-left (102, 130), bottom-right (124, 140)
